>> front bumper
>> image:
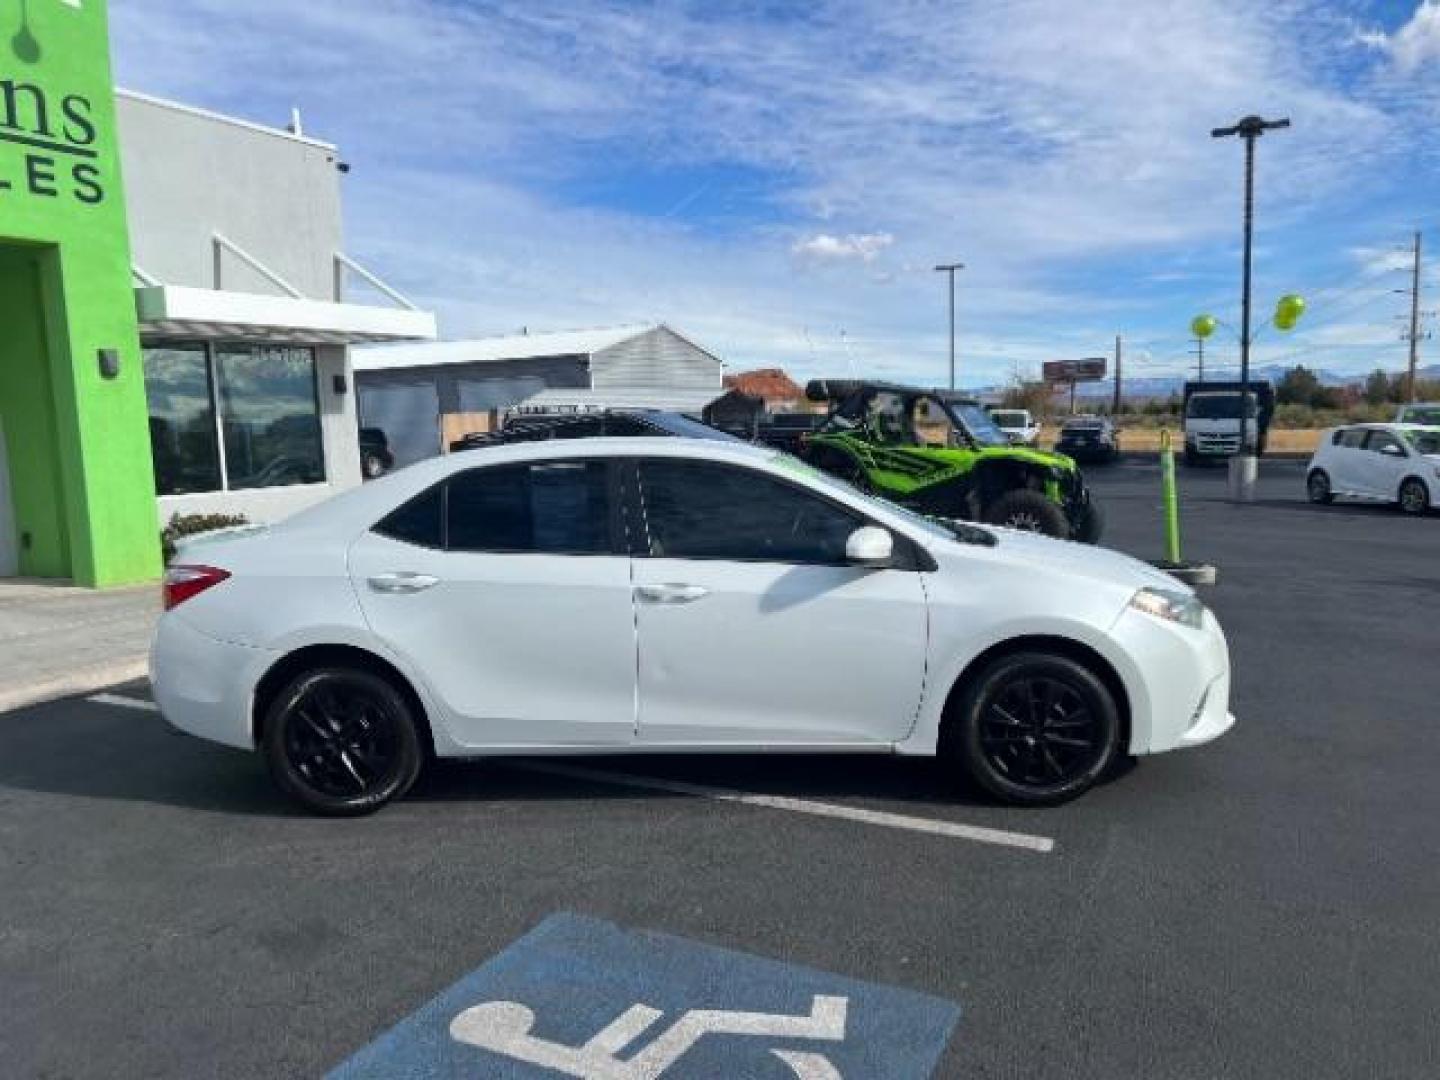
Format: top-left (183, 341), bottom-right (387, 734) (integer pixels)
top-left (1108, 605), bottom-right (1235, 755)
top-left (150, 613), bottom-right (276, 750)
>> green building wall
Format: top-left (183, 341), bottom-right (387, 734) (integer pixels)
top-left (0, 0), bottom-right (161, 585)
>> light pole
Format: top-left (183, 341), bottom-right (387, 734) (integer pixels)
top-left (934, 262), bottom-right (964, 389)
top-left (1211, 114), bottom-right (1289, 502)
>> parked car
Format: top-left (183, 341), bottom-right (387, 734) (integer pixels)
top-left (1395, 402), bottom-right (1440, 425)
top-left (153, 436), bottom-right (1233, 816)
top-left (1306, 423), bottom-right (1440, 514)
top-left (1054, 416), bottom-right (1120, 464)
top-left (799, 380), bottom-right (1103, 542)
top-left (449, 409), bottom-right (738, 451)
top-left (754, 411), bottom-right (827, 454)
top-left (359, 427), bottom-right (395, 479)
top-left (987, 408), bottom-right (1041, 447)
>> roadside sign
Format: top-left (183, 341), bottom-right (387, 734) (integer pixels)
top-left (328, 912), bottom-right (960, 1078)
top-left (1042, 358), bottom-right (1107, 383)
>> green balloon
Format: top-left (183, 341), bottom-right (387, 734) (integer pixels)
top-left (1191, 314), bottom-right (1217, 339)
top-left (1275, 294), bottom-right (1305, 322)
top-left (1275, 312), bottom-right (1297, 332)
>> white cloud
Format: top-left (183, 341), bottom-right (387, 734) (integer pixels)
top-left (1359, 2), bottom-right (1440, 72)
top-left (791, 233), bottom-right (894, 263)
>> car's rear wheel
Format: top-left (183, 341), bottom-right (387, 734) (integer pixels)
top-left (947, 652), bottom-right (1121, 806)
top-left (362, 451), bottom-right (388, 479)
top-left (1307, 469), bottom-right (1333, 505)
top-left (262, 667), bottom-right (423, 816)
top-left (982, 489), bottom-right (1069, 538)
top-left (1398, 477), bottom-right (1430, 515)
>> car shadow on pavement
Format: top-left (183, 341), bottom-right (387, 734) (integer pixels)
top-left (0, 696), bottom-right (297, 817)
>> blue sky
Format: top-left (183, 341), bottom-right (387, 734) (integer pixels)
top-left (110, 0), bottom-right (1440, 388)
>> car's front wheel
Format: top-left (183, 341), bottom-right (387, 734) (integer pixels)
top-left (1398, 477), bottom-right (1430, 515)
top-left (262, 667), bottom-right (424, 816)
top-left (946, 652), bottom-right (1121, 805)
top-left (1307, 469), bottom-right (1333, 505)
top-left (982, 489), bottom-right (1069, 538)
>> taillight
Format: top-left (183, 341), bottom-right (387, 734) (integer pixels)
top-left (163, 564), bottom-right (231, 611)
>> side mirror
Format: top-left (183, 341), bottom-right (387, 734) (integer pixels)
top-left (845, 526), bottom-right (894, 567)
top-left (1380, 443), bottom-right (1404, 457)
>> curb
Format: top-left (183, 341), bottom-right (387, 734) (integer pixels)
top-left (0, 657), bottom-right (150, 715)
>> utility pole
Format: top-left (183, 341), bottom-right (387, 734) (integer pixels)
top-left (934, 263), bottom-right (964, 390)
top-left (1191, 336), bottom-right (1206, 381)
top-left (1111, 334), bottom-right (1123, 415)
top-left (1405, 231), bottom-right (1422, 403)
top-left (1212, 114), bottom-right (1290, 502)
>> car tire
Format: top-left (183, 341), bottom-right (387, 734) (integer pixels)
top-left (982, 489), bottom-right (1069, 538)
top-left (1398, 477), bottom-right (1430, 516)
top-left (946, 652), bottom-right (1121, 806)
top-left (1072, 500), bottom-right (1105, 544)
top-left (261, 666), bottom-right (424, 816)
top-left (1306, 469), bottom-right (1333, 505)
top-left (362, 451), bottom-right (388, 480)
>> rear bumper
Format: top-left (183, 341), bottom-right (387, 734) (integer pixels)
top-left (150, 613), bottom-right (275, 750)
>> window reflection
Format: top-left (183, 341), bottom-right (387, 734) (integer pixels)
top-left (143, 344), bottom-right (221, 495)
top-left (215, 346), bottom-right (325, 490)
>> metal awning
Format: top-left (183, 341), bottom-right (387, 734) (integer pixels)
top-left (135, 285), bottom-right (437, 345)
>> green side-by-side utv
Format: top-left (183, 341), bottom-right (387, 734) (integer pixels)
top-left (796, 380), bottom-right (1104, 542)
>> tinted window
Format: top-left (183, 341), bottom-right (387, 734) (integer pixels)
top-left (448, 462), bottom-right (610, 554)
top-left (1338, 429), bottom-right (1368, 449)
top-left (1365, 431), bottom-right (1404, 455)
top-left (639, 460), bottom-right (860, 564)
top-left (143, 344), bottom-right (221, 495)
top-left (375, 485), bottom-right (444, 548)
top-left (215, 346), bottom-right (325, 490)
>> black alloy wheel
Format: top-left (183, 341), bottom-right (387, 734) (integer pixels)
top-left (948, 652), bottom-right (1120, 805)
top-left (1307, 469), bottom-right (1333, 505)
top-left (1398, 478), bottom-right (1430, 515)
top-left (262, 667), bottom-right (423, 816)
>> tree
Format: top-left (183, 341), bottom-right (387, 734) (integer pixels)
top-left (1276, 365), bottom-right (1322, 406)
top-left (1363, 369), bottom-right (1391, 407)
top-left (1000, 379), bottom-right (1054, 418)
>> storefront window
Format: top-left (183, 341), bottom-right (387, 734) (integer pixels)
top-left (216, 346), bottom-right (325, 490)
top-left (142, 345), bottom-right (222, 495)
top-left (142, 343), bottom-right (326, 495)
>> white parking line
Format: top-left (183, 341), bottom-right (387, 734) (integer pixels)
top-left (512, 761), bottom-right (1056, 854)
top-left (87, 693), bottom-right (159, 712)
top-left (79, 694), bottom-right (1055, 852)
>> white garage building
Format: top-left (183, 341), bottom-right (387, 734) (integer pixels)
top-left (353, 324), bottom-right (725, 469)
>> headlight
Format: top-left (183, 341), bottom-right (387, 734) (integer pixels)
top-left (1130, 587), bottom-right (1204, 629)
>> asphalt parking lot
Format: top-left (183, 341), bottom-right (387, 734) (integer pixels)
top-left (2, 458), bottom-right (1437, 1079)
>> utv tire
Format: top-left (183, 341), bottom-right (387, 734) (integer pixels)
top-left (1072, 500), bottom-right (1105, 544)
top-left (983, 489), bottom-right (1070, 538)
top-left (262, 666), bottom-right (423, 817)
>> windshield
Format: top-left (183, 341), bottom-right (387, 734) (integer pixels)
top-left (1187, 394), bottom-right (1258, 420)
top-left (768, 452), bottom-right (995, 545)
top-left (1402, 428), bottom-right (1440, 456)
top-left (1399, 405), bottom-right (1440, 425)
top-left (990, 411), bottom-right (1028, 427)
top-left (1062, 420), bottom-right (1103, 431)
top-left (643, 412), bottom-right (747, 442)
top-left (948, 402), bottom-right (1011, 447)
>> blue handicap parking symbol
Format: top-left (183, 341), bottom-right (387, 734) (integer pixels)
top-left (329, 912), bottom-right (960, 1079)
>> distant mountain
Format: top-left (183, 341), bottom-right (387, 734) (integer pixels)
top-left (1023, 362), bottom-right (1440, 400)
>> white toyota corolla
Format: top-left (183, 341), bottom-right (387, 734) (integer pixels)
top-left (151, 437), bottom-right (1234, 815)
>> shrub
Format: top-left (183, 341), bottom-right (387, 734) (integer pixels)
top-left (161, 512), bottom-right (250, 563)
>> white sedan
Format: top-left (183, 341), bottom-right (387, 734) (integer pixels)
top-left (1306, 423), bottom-right (1440, 514)
top-left (151, 438), bottom-right (1234, 815)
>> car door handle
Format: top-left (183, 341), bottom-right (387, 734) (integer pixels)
top-left (635, 583), bottom-right (709, 605)
top-left (368, 572), bottom-right (440, 594)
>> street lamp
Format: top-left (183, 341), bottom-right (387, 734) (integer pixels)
top-left (934, 262), bottom-right (964, 390)
top-left (1211, 114), bottom-right (1289, 502)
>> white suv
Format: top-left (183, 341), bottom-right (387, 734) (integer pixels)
top-left (988, 408), bottom-right (1041, 447)
top-left (1306, 423), bottom-right (1440, 514)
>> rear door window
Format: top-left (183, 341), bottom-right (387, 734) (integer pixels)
top-left (1338, 429), bottom-right (1368, 449)
top-left (448, 461), bottom-right (612, 554)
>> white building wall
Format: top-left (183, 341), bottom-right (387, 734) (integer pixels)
top-left (589, 327), bottom-right (722, 390)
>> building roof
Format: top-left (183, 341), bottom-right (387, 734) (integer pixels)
top-left (724, 367), bottom-right (803, 401)
top-left (353, 323), bottom-right (659, 372)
